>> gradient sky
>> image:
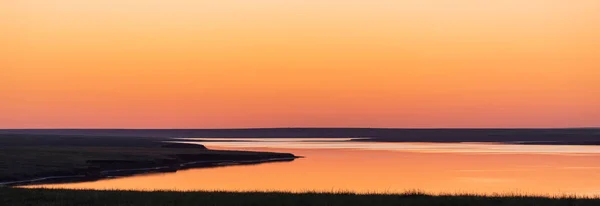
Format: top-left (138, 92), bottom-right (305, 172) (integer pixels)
top-left (1, 0), bottom-right (599, 128)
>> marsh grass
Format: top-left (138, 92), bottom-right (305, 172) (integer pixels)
top-left (1, 188), bottom-right (599, 206)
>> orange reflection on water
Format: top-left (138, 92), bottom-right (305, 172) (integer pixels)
top-left (28, 143), bottom-right (600, 196)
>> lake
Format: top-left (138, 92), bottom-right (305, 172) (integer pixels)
top-left (29, 138), bottom-right (600, 196)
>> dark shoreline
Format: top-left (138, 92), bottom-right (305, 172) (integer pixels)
top-left (1, 156), bottom-right (299, 187)
top-left (0, 134), bottom-right (300, 188)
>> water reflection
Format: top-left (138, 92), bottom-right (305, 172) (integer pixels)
top-left (28, 139), bottom-right (600, 196)
top-left (176, 138), bottom-right (600, 155)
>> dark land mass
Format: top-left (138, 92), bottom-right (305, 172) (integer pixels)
top-left (1, 128), bottom-right (599, 145)
top-left (1, 188), bottom-right (599, 206)
top-left (0, 134), bottom-right (297, 185)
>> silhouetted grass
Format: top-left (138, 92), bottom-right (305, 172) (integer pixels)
top-left (1, 188), bottom-right (598, 206)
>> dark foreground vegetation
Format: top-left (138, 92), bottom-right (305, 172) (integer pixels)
top-left (2, 128), bottom-right (599, 145)
top-left (0, 134), bottom-right (296, 185)
top-left (1, 188), bottom-right (599, 206)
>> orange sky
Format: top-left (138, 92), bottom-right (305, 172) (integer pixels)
top-left (1, 0), bottom-right (599, 128)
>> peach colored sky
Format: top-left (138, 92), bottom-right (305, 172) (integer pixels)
top-left (1, 0), bottom-right (599, 128)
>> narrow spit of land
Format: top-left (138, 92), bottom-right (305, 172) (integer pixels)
top-left (0, 134), bottom-right (297, 186)
top-left (1, 188), bottom-right (599, 206)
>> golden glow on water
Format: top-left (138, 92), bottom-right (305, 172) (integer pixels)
top-left (27, 140), bottom-right (600, 196)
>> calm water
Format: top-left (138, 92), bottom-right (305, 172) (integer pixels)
top-left (29, 138), bottom-right (600, 195)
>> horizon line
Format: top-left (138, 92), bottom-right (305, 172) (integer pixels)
top-left (1, 127), bottom-right (598, 130)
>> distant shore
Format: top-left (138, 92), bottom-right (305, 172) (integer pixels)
top-left (2, 128), bottom-right (599, 145)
